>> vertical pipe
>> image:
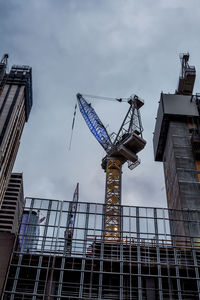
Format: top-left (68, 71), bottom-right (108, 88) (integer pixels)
top-left (79, 203), bottom-right (89, 299)
top-left (171, 217), bottom-right (182, 300)
top-left (120, 206), bottom-right (123, 300)
top-left (154, 208), bottom-right (163, 300)
top-left (33, 255), bottom-right (43, 300)
top-left (136, 207), bottom-right (142, 300)
top-left (98, 202), bottom-right (105, 299)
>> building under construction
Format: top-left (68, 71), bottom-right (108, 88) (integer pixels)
top-left (2, 53), bottom-right (200, 299)
top-left (153, 53), bottom-right (200, 239)
top-left (2, 197), bottom-right (200, 300)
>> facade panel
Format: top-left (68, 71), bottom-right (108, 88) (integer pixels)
top-left (153, 93), bottom-right (199, 161)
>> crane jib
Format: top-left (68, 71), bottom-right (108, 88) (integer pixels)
top-left (77, 94), bottom-right (112, 150)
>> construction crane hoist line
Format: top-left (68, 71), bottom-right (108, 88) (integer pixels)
top-left (77, 93), bottom-right (146, 241)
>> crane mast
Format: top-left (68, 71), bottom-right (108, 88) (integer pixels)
top-left (77, 93), bottom-right (146, 241)
top-left (104, 158), bottom-right (122, 240)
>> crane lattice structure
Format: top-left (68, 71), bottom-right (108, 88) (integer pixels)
top-left (77, 93), bottom-right (146, 240)
top-left (176, 53), bottom-right (196, 95)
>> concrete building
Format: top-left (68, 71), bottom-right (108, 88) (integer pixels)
top-left (0, 53), bottom-right (32, 297)
top-left (0, 54), bottom-right (32, 208)
top-left (153, 54), bottom-right (200, 238)
top-left (0, 173), bottom-right (24, 297)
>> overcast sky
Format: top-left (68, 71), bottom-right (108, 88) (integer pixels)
top-left (1, 0), bottom-right (200, 208)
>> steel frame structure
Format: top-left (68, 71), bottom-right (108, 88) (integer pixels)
top-left (113, 95), bottom-right (144, 145)
top-left (3, 197), bottom-right (200, 299)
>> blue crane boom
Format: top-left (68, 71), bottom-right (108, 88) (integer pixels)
top-left (77, 93), bottom-right (111, 150)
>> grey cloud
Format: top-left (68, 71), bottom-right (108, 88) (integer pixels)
top-left (0, 0), bottom-right (199, 207)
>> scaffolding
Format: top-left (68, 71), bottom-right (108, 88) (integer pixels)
top-left (2, 197), bottom-right (200, 299)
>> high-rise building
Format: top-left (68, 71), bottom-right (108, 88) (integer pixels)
top-left (0, 173), bottom-right (24, 297)
top-left (153, 53), bottom-right (200, 238)
top-left (0, 54), bottom-right (32, 208)
top-left (0, 53), bottom-right (32, 297)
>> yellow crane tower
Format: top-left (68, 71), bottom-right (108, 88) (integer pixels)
top-left (77, 93), bottom-right (146, 241)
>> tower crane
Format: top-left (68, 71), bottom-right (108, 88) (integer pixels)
top-left (77, 93), bottom-right (146, 241)
top-left (176, 53), bottom-right (196, 95)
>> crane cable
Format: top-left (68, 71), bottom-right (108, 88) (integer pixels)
top-left (68, 103), bottom-right (77, 150)
top-left (82, 93), bottom-right (128, 102)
